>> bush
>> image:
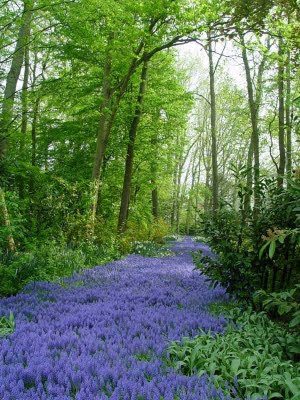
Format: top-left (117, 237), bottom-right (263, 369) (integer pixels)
top-left (168, 307), bottom-right (300, 399)
top-left (195, 181), bottom-right (300, 301)
top-left (254, 285), bottom-right (300, 324)
top-left (0, 241), bottom-right (121, 296)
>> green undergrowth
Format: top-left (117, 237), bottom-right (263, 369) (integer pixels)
top-left (168, 304), bottom-right (300, 400)
top-left (0, 241), bottom-right (121, 296)
top-left (0, 312), bottom-right (15, 337)
top-left (0, 234), bottom-right (177, 297)
top-left (131, 241), bottom-right (173, 257)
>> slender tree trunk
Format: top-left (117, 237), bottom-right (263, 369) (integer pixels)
top-left (186, 156), bottom-right (197, 235)
top-left (0, 0), bottom-right (32, 252)
top-left (90, 44), bottom-right (113, 233)
top-left (195, 156), bottom-right (201, 225)
top-left (117, 61), bottom-right (148, 233)
top-left (278, 37), bottom-right (286, 187)
top-left (151, 134), bottom-right (159, 220)
top-left (204, 167), bottom-right (211, 213)
top-left (19, 43), bottom-right (30, 199)
top-left (175, 163), bottom-right (183, 234)
top-left (170, 162), bottom-right (178, 227)
top-left (0, 0), bottom-right (33, 162)
top-left (286, 50), bottom-right (292, 185)
top-left (244, 137), bottom-right (253, 219)
top-left (152, 188), bottom-right (159, 219)
top-left (0, 187), bottom-right (16, 252)
top-left (240, 34), bottom-right (261, 219)
top-left (171, 134), bottom-right (180, 227)
top-left (208, 31), bottom-right (219, 215)
top-left (31, 98), bottom-right (39, 168)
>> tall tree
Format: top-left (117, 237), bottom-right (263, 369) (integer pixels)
top-left (0, 0), bottom-right (33, 252)
top-left (0, 0), bottom-right (33, 161)
top-left (118, 61), bottom-right (148, 233)
top-left (239, 33), bottom-right (267, 218)
top-left (277, 37), bottom-right (286, 187)
top-left (207, 31), bottom-right (219, 215)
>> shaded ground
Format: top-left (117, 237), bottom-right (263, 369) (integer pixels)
top-left (0, 237), bottom-right (228, 400)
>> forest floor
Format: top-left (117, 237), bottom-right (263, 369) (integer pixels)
top-left (0, 237), bottom-right (229, 400)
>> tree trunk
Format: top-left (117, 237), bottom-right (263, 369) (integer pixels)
top-left (170, 162), bottom-right (178, 227)
top-left (0, 0), bottom-right (33, 162)
top-left (90, 43), bottom-right (113, 233)
top-left (0, 0), bottom-right (32, 252)
top-left (244, 136), bottom-right (253, 219)
top-left (19, 42), bottom-right (30, 199)
top-left (278, 38), bottom-right (286, 187)
top-left (152, 188), bottom-right (159, 220)
top-left (0, 187), bottom-right (16, 252)
top-left (151, 132), bottom-right (159, 220)
top-left (186, 156), bottom-right (197, 235)
top-left (117, 61), bottom-right (148, 233)
top-left (286, 50), bottom-right (292, 185)
top-left (208, 31), bottom-right (219, 215)
top-left (240, 34), bottom-right (261, 219)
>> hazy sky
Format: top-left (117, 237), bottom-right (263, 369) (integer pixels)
top-left (177, 40), bottom-right (247, 91)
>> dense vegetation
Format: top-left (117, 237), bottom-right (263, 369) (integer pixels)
top-left (0, 0), bottom-right (300, 399)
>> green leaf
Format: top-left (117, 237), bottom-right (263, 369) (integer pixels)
top-left (231, 358), bottom-right (241, 374)
top-left (269, 240), bottom-right (276, 259)
top-left (259, 242), bottom-right (269, 259)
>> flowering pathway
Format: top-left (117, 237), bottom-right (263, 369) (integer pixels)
top-left (0, 237), bottom-right (228, 400)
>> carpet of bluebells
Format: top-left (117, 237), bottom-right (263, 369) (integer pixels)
top-left (0, 237), bottom-right (229, 400)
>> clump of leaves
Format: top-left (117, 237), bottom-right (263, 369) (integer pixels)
top-left (0, 312), bottom-right (15, 337)
top-left (254, 286), bottom-right (300, 358)
top-left (132, 241), bottom-right (172, 257)
top-left (259, 228), bottom-right (300, 260)
top-left (193, 250), bottom-right (257, 301)
top-left (168, 308), bottom-right (300, 399)
top-left (193, 236), bottom-right (209, 244)
top-left (164, 234), bottom-right (181, 242)
top-left (0, 241), bottom-right (121, 296)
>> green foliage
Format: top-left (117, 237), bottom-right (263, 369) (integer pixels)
top-left (0, 312), bottom-right (15, 338)
top-left (194, 208), bottom-right (258, 300)
top-left (254, 285), bottom-right (300, 331)
top-left (196, 181), bottom-right (300, 301)
top-left (132, 241), bottom-right (172, 258)
top-left (0, 242), bottom-right (121, 297)
top-left (164, 234), bottom-right (182, 242)
top-left (259, 228), bottom-right (300, 260)
top-left (193, 236), bottom-right (209, 244)
top-left (168, 308), bottom-right (300, 399)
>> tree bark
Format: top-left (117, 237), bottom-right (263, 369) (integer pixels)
top-left (0, 187), bottom-right (16, 252)
top-left (244, 136), bottom-right (253, 219)
top-left (152, 187), bottom-right (159, 220)
top-left (240, 34), bottom-right (261, 219)
top-left (117, 61), bottom-right (148, 233)
top-left (286, 50), bottom-right (292, 187)
top-left (151, 133), bottom-right (159, 220)
top-left (208, 31), bottom-right (219, 215)
top-left (0, 0), bottom-right (33, 163)
top-left (0, 0), bottom-right (32, 252)
top-left (19, 42), bottom-right (30, 199)
top-left (186, 153), bottom-right (197, 235)
top-left (90, 41), bottom-right (114, 233)
top-left (278, 37), bottom-right (286, 187)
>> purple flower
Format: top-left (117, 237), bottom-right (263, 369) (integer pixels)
top-left (0, 237), bottom-right (228, 399)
